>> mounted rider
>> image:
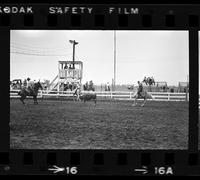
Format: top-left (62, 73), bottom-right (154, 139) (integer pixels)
top-left (26, 77), bottom-right (36, 96)
top-left (137, 81), bottom-right (143, 97)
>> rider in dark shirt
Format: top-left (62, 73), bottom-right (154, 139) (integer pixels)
top-left (137, 81), bottom-right (143, 97)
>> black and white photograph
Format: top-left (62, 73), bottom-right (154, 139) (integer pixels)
top-left (199, 31), bottom-right (200, 150)
top-left (10, 30), bottom-right (189, 149)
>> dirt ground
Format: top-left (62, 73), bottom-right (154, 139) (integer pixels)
top-left (10, 99), bottom-right (189, 149)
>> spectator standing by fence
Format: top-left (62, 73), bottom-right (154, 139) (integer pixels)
top-left (105, 82), bottom-right (110, 91)
top-left (89, 80), bottom-right (95, 91)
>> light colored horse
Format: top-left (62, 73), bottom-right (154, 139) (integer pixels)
top-left (132, 85), bottom-right (154, 107)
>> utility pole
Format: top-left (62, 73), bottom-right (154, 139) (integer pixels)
top-left (69, 40), bottom-right (78, 69)
top-left (113, 30), bottom-right (116, 91)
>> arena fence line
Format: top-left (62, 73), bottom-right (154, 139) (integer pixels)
top-left (10, 89), bottom-right (189, 102)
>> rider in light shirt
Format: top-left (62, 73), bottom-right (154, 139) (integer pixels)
top-left (74, 82), bottom-right (81, 100)
top-left (26, 78), bottom-right (35, 94)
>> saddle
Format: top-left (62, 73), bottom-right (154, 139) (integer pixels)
top-left (24, 87), bottom-right (36, 95)
top-left (138, 91), bottom-right (144, 98)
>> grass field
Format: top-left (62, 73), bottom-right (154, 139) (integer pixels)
top-left (10, 99), bottom-right (189, 149)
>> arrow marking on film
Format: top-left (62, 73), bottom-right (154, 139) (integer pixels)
top-left (134, 166), bottom-right (148, 174)
top-left (48, 165), bottom-right (65, 174)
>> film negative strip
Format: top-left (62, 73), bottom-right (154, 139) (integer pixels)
top-left (0, 3), bottom-right (199, 176)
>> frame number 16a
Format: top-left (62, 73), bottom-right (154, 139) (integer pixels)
top-left (154, 167), bottom-right (173, 175)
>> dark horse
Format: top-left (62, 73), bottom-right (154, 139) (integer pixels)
top-left (73, 88), bottom-right (97, 105)
top-left (18, 82), bottom-right (43, 104)
top-left (79, 93), bottom-right (97, 105)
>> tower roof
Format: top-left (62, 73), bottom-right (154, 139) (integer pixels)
top-left (59, 61), bottom-right (83, 65)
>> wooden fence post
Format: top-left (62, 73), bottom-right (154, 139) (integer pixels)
top-left (185, 92), bottom-right (187, 101)
top-left (168, 93), bottom-right (170, 101)
top-left (41, 90), bottom-right (43, 98)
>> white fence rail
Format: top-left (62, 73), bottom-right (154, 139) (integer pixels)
top-left (10, 89), bottom-right (189, 102)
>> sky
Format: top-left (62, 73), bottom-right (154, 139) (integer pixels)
top-left (10, 30), bottom-right (189, 86)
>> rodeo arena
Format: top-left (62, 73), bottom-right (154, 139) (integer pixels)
top-left (10, 40), bottom-right (189, 149)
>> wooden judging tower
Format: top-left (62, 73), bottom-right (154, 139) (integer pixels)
top-left (48, 61), bottom-right (83, 92)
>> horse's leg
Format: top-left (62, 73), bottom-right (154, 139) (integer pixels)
top-left (141, 97), bottom-right (147, 107)
top-left (77, 93), bottom-right (80, 101)
top-left (20, 96), bottom-right (25, 104)
top-left (132, 95), bottom-right (138, 106)
top-left (35, 96), bottom-right (38, 104)
top-left (33, 96), bottom-right (37, 104)
top-left (19, 96), bottom-right (23, 104)
top-left (94, 99), bottom-right (96, 106)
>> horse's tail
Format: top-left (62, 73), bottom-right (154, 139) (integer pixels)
top-left (147, 92), bottom-right (154, 99)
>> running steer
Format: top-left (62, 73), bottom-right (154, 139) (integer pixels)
top-left (79, 93), bottom-right (96, 105)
